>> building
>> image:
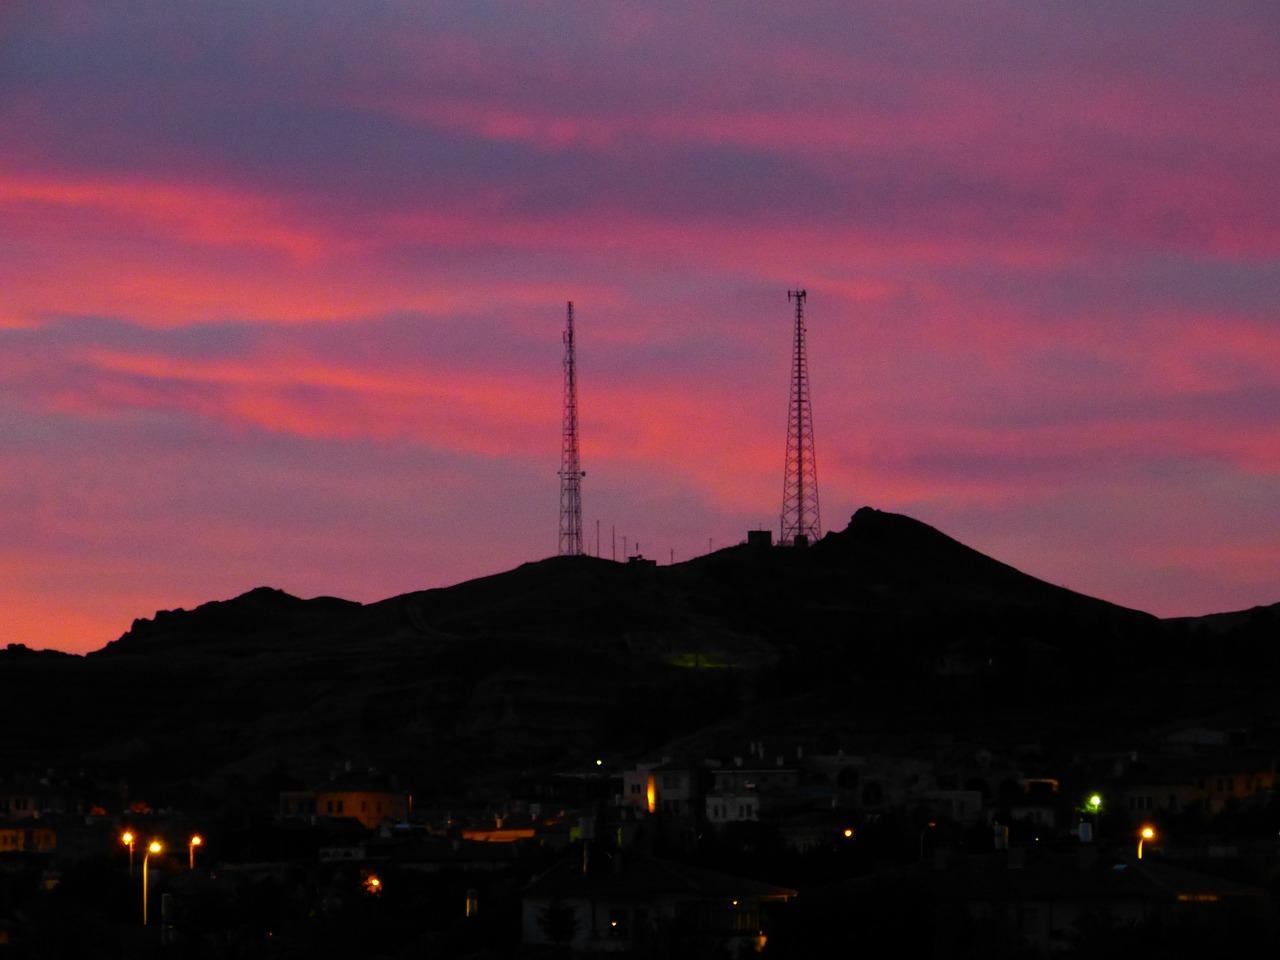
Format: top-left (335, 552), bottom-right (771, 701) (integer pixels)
top-left (0, 823), bottom-right (56, 854)
top-left (279, 768), bottom-right (410, 830)
top-left (704, 760), bottom-right (800, 827)
top-left (621, 764), bottom-right (656, 813)
top-left (0, 774), bottom-right (89, 821)
top-left (522, 854), bottom-right (796, 955)
top-left (621, 760), bottom-right (702, 819)
top-left (795, 850), bottom-right (1267, 957)
top-left (1115, 754), bottom-right (1279, 817)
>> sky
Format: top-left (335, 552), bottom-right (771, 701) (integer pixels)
top-left (2, 1), bottom-right (1278, 654)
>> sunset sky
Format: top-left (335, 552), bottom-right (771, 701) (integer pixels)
top-left (3, 2), bottom-right (1277, 654)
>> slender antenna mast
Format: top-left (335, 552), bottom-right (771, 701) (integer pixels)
top-left (559, 301), bottom-right (585, 555)
top-left (780, 288), bottom-right (821, 545)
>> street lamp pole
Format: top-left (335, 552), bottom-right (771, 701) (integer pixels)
top-left (1137, 825), bottom-right (1155, 860)
top-left (122, 832), bottom-right (135, 877)
top-left (919, 821), bottom-right (936, 862)
top-left (189, 835), bottom-right (202, 870)
top-left (142, 840), bottom-right (162, 925)
top-left (1081, 794), bottom-right (1102, 843)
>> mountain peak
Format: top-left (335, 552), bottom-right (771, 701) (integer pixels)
top-left (814, 506), bottom-right (1151, 624)
top-left (96, 586), bottom-right (361, 657)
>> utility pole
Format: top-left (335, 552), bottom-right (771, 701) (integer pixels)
top-left (558, 302), bottom-right (585, 555)
top-left (780, 288), bottom-right (821, 545)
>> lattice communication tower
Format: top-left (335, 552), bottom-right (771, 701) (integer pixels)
top-left (558, 301), bottom-right (585, 556)
top-left (780, 288), bottom-right (821, 545)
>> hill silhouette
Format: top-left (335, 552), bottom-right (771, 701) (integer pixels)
top-left (2, 507), bottom-right (1273, 805)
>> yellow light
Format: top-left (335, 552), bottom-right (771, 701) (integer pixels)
top-left (843, 828), bottom-right (854, 838)
top-left (191, 835), bottom-right (202, 847)
top-left (142, 840), bottom-right (162, 925)
top-left (1137, 825), bottom-right (1155, 859)
top-left (122, 832), bottom-right (137, 876)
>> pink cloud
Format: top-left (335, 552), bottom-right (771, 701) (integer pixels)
top-left (0, 171), bottom-right (330, 259)
top-left (0, 2), bottom-right (1277, 651)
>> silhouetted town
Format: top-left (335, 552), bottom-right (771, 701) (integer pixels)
top-left (3, 509), bottom-right (1279, 957)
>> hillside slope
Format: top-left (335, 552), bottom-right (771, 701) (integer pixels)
top-left (1, 508), bottom-right (1268, 804)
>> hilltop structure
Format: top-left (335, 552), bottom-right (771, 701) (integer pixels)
top-left (558, 301), bottom-right (585, 556)
top-left (780, 288), bottom-right (821, 545)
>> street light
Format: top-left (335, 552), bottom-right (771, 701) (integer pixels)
top-left (122, 831), bottom-right (136, 876)
top-left (919, 821), bottom-right (937, 862)
top-left (142, 840), bottom-right (162, 925)
top-left (189, 835), bottom-right (202, 870)
top-left (1137, 825), bottom-right (1155, 860)
top-left (1079, 794), bottom-right (1103, 843)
